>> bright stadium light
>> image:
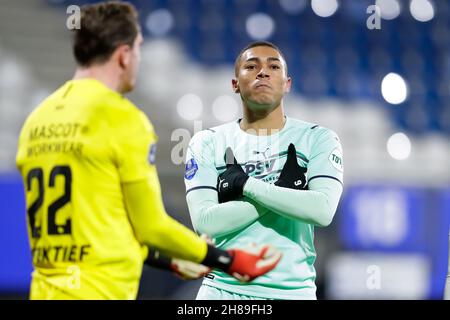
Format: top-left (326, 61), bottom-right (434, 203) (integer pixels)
top-left (279, 0), bottom-right (308, 15)
top-left (311, 0), bottom-right (339, 18)
top-left (381, 73), bottom-right (408, 105)
top-left (246, 13), bottom-right (275, 40)
top-left (387, 132), bottom-right (411, 160)
top-left (410, 0), bottom-right (435, 22)
top-left (212, 95), bottom-right (240, 122)
top-left (176, 94), bottom-right (203, 120)
top-left (376, 0), bottom-right (401, 20)
top-left (145, 9), bottom-right (174, 37)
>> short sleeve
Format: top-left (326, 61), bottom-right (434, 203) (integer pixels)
top-left (184, 130), bottom-right (218, 193)
top-left (307, 128), bottom-right (344, 186)
top-left (112, 108), bottom-right (158, 183)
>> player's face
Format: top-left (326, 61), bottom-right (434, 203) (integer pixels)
top-left (121, 32), bottom-right (143, 93)
top-left (233, 46), bottom-right (291, 111)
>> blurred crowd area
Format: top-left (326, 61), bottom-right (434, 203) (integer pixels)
top-left (0, 0), bottom-right (449, 299)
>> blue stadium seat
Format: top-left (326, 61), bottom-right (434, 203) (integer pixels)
top-left (47, 0), bottom-right (450, 135)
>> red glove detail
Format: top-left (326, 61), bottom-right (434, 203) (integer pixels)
top-left (226, 244), bottom-right (282, 282)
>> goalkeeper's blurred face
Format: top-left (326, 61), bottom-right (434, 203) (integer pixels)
top-left (119, 32), bottom-right (143, 93)
top-left (232, 46), bottom-right (291, 112)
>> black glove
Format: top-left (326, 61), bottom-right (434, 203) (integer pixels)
top-left (217, 148), bottom-right (249, 203)
top-left (275, 143), bottom-right (308, 190)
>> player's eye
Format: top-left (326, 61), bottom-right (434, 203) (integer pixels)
top-left (245, 65), bottom-right (256, 70)
top-left (270, 64), bottom-right (281, 70)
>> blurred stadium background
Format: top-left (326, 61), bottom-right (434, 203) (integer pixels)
top-left (0, 0), bottom-right (449, 299)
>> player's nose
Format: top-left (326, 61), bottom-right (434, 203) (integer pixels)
top-left (256, 68), bottom-right (270, 78)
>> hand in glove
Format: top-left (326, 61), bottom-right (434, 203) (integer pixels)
top-left (275, 143), bottom-right (308, 190)
top-left (217, 148), bottom-right (249, 203)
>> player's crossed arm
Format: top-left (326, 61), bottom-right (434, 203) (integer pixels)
top-left (217, 142), bottom-right (343, 227)
top-left (123, 168), bottom-right (281, 283)
top-left (185, 131), bottom-right (268, 238)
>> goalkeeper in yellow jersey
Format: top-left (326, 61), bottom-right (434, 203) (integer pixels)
top-left (15, 1), bottom-right (281, 300)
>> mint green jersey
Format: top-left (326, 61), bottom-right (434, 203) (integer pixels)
top-left (184, 116), bottom-right (344, 300)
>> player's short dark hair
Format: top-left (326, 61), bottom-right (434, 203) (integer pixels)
top-left (72, 1), bottom-right (140, 67)
top-left (234, 41), bottom-right (288, 76)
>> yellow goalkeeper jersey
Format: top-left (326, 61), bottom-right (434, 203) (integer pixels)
top-left (16, 79), bottom-right (158, 299)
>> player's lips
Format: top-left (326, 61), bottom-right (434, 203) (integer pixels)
top-left (254, 82), bottom-right (272, 89)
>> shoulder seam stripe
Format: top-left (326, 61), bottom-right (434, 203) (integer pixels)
top-left (186, 186), bottom-right (217, 195)
top-left (308, 175), bottom-right (343, 186)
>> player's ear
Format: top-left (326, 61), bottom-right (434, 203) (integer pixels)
top-left (232, 79), bottom-right (240, 93)
top-left (118, 44), bottom-right (132, 70)
top-left (284, 76), bottom-right (292, 94)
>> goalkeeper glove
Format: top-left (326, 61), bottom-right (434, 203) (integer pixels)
top-left (275, 143), bottom-right (308, 190)
top-left (202, 243), bottom-right (282, 283)
top-left (226, 244), bottom-right (282, 282)
top-left (146, 241), bottom-right (282, 283)
top-left (217, 147), bottom-right (249, 203)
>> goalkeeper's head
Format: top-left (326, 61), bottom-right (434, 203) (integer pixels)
top-left (72, 1), bottom-right (142, 93)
